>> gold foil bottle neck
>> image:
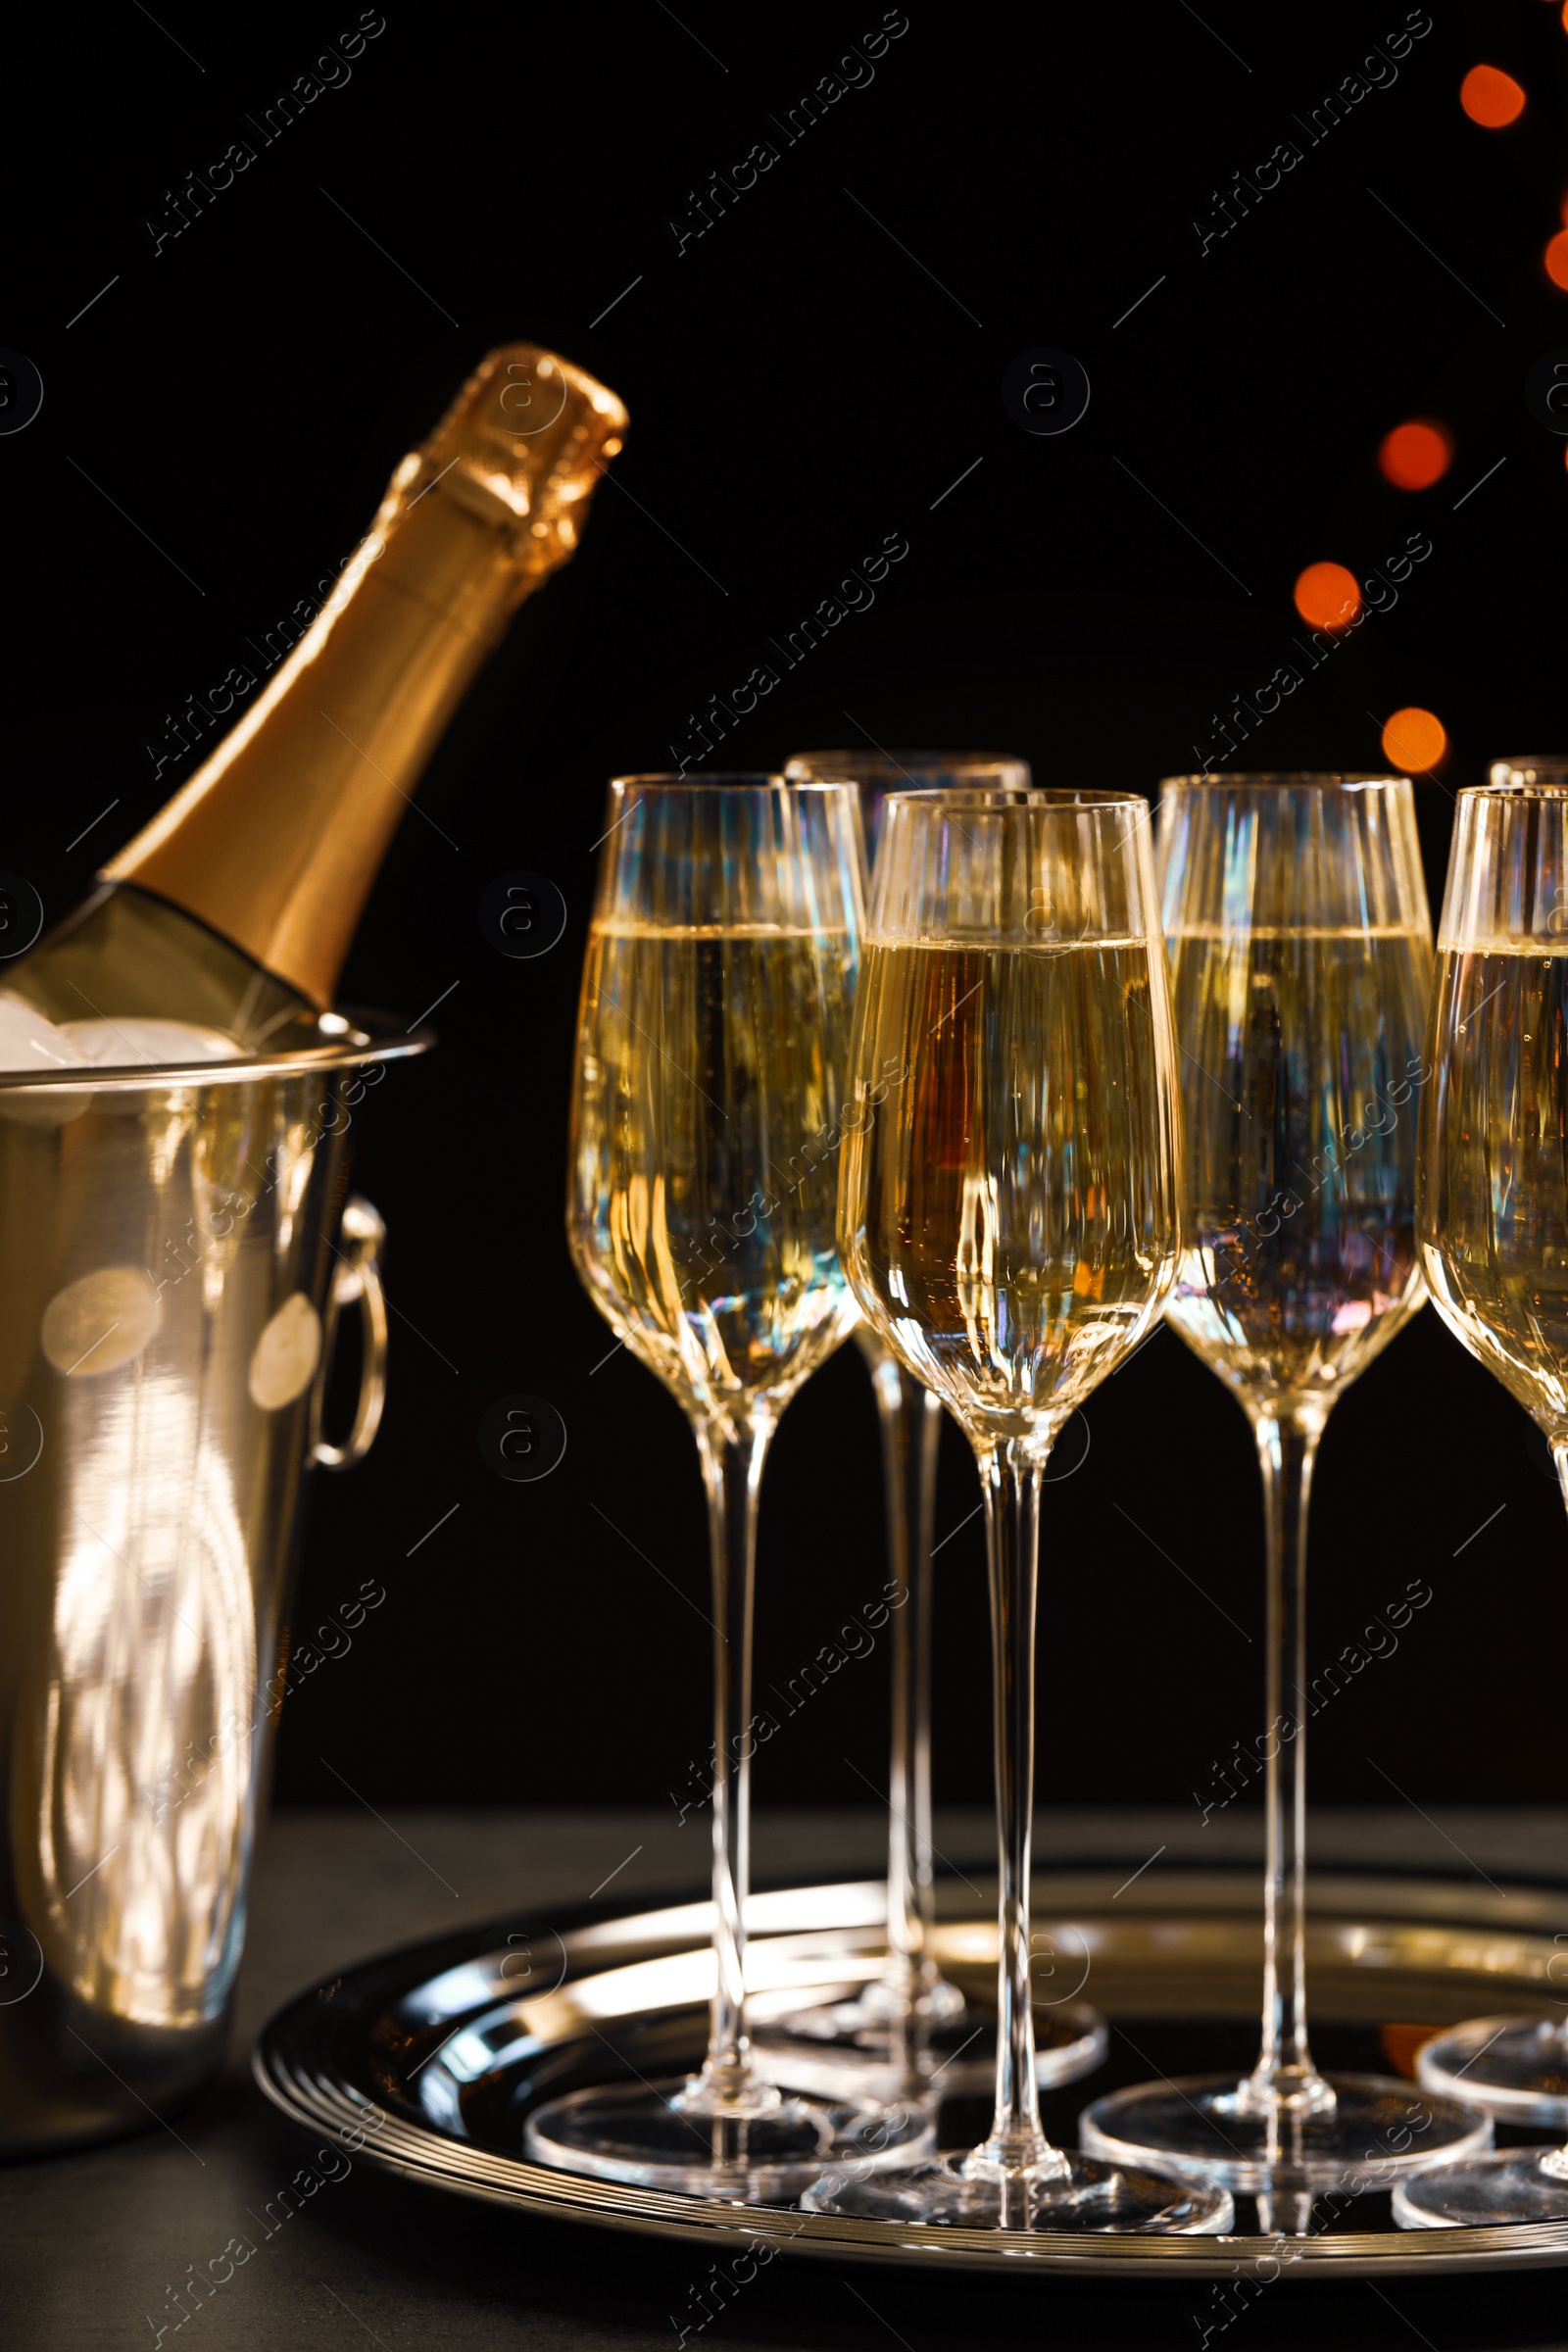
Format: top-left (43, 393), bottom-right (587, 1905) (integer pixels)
top-left (103, 342), bottom-right (627, 1007)
top-left (392, 342), bottom-right (627, 598)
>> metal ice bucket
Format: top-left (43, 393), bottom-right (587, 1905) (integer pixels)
top-left (0, 1010), bottom-right (429, 2154)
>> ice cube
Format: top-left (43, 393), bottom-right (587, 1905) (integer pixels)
top-left (0, 1001), bottom-right (243, 1130)
top-left (0, 996), bottom-right (93, 1127)
top-left (0, 995), bottom-right (89, 1073)
top-left (59, 1017), bottom-right (244, 1067)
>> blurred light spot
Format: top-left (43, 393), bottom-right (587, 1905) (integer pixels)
top-left (1547, 228), bottom-right (1568, 289)
top-left (1294, 562), bottom-right (1360, 630)
top-left (1378, 420), bottom-right (1453, 490)
top-left (1460, 65), bottom-right (1526, 124)
top-left (1382, 708), bottom-right (1447, 771)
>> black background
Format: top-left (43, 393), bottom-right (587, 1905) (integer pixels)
top-left (6, 0), bottom-right (1568, 1819)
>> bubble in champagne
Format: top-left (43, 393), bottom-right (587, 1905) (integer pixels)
top-left (60, 1017), bottom-right (244, 1067)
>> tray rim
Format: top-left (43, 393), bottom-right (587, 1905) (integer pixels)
top-left (251, 1862), bottom-right (1568, 2281)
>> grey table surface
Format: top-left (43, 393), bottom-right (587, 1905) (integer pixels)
top-left (7, 1806), bottom-right (1568, 2352)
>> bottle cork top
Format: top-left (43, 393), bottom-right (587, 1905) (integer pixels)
top-left (376, 342), bottom-right (629, 603)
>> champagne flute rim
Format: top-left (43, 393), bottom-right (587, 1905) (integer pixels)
top-left (1158, 771), bottom-right (1409, 792)
top-left (606, 771), bottom-right (852, 795)
top-left (1489, 756), bottom-right (1568, 783)
top-left (882, 785), bottom-right (1145, 811)
top-left (784, 750), bottom-right (1027, 772)
top-left (1470, 776), bottom-right (1568, 798)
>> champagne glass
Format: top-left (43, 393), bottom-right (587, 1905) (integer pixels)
top-left (525, 776), bottom-right (933, 2198)
top-left (1081, 774), bottom-right (1490, 2200)
top-left (751, 752), bottom-right (1105, 2105)
top-left (1395, 764), bottom-right (1568, 2228)
top-left (804, 785), bottom-right (1232, 2232)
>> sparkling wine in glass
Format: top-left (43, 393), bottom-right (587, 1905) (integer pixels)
top-left (1081, 774), bottom-right (1490, 2204)
top-left (803, 785), bottom-right (1232, 2233)
top-left (1397, 763), bottom-right (1568, 2228)
top-left (751, 751), bottom-right (1104, 2107)
top-left (525, 775), bottom-right (932, 2198)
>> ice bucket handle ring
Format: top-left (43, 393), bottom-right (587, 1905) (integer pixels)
top-left (311, 1195), bottom-right (389, 1471)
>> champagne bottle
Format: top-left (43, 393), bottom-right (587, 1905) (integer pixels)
top-left (6, 343), bottom-right (627, 1064)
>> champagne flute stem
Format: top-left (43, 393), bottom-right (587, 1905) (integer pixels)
top-left (1245, 1405), bottom-right (1329, 2109)
top-left (694, 1411), bottom-right (771, 2103)
top-left (975, 1440), bottom-right (1063, 2176)
top-left (870, 1353), bottom-right (942, 2000)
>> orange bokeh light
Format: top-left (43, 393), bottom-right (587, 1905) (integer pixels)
top-left (1460, 65), bottom-right (1526, 124)
top-left (1378, 419), bottom-right (1453, 490)
top-left (1382, 708), bottom-right (1447, 772)
top-left (1547, 228), bottom-right (1568, 289)
top-left (1294, 562), bottom-right (1361, 630)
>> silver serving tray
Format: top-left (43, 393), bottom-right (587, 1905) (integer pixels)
top-left (253, 1862), bottom-right (1568, 2278)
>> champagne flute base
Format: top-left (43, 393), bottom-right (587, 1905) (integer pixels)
top-left (752, 1992), bottom-right (1106, 2100)
top-left (801, 2147), bottom-right (1233, 2232)
top-left (1080, 2073), bottom-right (1492, 2193)
top-left (1393, 2147), bottom-right (1568, 2229)
top-left (1416, 2015), bottom-right (1568, 2130)
top-left (523, 2079), bottom-right (933, 2199)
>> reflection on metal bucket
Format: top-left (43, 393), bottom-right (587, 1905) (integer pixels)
top-left (0, 1013), bottom-right (427, 2153)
